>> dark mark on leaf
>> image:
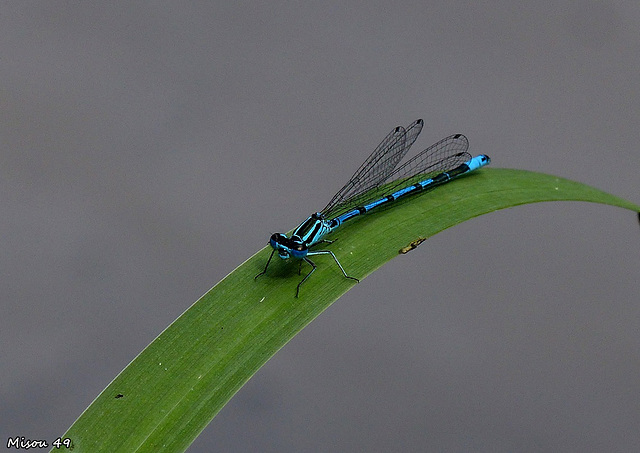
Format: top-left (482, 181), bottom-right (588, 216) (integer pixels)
top-left (399, 237), bottom-right (427, 254)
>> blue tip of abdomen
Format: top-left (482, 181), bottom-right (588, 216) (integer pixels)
top-left (466, 154), bottom-right (491, 172)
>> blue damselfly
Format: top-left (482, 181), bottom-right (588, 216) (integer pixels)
top-left (255, 119), bottom-right (490, 297)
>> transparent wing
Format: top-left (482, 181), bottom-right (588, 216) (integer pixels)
top-left (381, 133), bottom-right (471, 194)
top-left (321, 119), bottom-right (424, 217)
top-left (324, 134), bottom-right (471, 218)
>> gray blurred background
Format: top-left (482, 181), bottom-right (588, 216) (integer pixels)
top-left (2, 2), bottom-right (640, 451)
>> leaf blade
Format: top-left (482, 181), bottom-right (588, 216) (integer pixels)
top-left (59, 168), bottom-right (640, 452)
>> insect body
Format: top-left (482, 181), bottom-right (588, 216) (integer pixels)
top-left (255, 119), bottom-right (490, 297)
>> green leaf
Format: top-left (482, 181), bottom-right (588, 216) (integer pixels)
top-left (59, 168), bottom-right (639, 452)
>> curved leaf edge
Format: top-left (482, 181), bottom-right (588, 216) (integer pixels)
top-left (59, 168), bottom-right (639, 452)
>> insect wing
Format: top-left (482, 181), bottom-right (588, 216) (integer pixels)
top-left (331, 134), bottom-right (471, 213)
top-left (321, 119), bottom-right (424, 218)
top-left (382, 134), bottom-right (471, 194)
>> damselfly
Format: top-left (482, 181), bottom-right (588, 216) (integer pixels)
top-left (255, 119), bottom-right (490, 297)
